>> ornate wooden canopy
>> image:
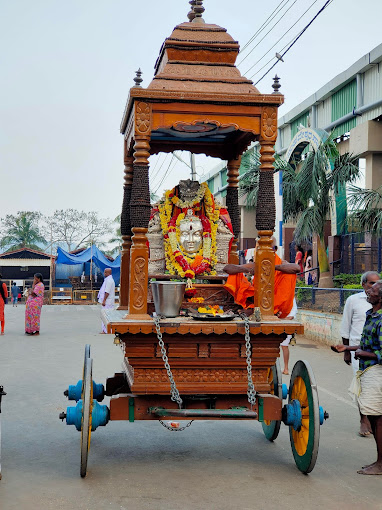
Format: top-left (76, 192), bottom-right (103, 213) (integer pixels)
top-left (119, 1), bottom-right (284, 318)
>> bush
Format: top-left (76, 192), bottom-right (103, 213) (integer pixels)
top-left (333, 273), bottom-right (363, 288)
top-left (343, 284), bottom-right (362, 289)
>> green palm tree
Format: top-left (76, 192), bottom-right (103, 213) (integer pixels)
top-left (240, 135), bottom-right (360, 287)
top-left (282, 138), bottom-right (360, 287)
top-left (0, 211), bottom-right (47, 252)
top-left (107, 215), bottom-right (122, 256)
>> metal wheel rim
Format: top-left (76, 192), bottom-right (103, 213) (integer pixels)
top-left (82, 345), bottom-right (91, 394)
top-left (80, 356), bottom-right (93, 478)
top-left (262, 359), bottom-right (282, 441)
top-left (288, 360), bottom-right (320, 474)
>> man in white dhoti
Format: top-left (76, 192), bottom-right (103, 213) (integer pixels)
top-left (98, 268), bottom-right (115, 334)
top-left (340, 271), bottom-right (380, 436)
top-left (334, 280), bottom-right (382, 475)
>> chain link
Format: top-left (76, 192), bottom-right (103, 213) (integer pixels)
top-left (244, 316), bottom-right (257, 406)
top-left (153, 315), bottom-right (183, 408)
top-left (159, 419), bottom-right (194, 431)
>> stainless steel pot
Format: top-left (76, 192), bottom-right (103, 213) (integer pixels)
top-left (151, 281), bottom-right (186, 318)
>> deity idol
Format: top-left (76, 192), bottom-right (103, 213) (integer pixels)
top-left (148, 180), bottom-right (234, 278)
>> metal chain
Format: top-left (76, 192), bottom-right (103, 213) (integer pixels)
top-left (159, 419), bottom-right (194, 432)
top-left (153, 315), bottom-right (183, 408)
top-left (244, 316), bottom-right (257, 406)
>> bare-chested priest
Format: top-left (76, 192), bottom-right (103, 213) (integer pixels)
top-left (223, 237), bottom-right (300, 318)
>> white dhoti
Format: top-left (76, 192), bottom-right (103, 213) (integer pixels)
top-left (280, 335), bottom-right (292, 346)
top-left (101, 304), bottom-right (115, 333)
top-left (350, 365), bottom-right (382, 416)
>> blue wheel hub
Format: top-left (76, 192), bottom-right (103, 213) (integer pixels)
top-left (66, 380), bottom-right (105, 402)
top-left (65, 400), bottom-right (109, 431)
top-left (282, 399), bottom-right (302, 431)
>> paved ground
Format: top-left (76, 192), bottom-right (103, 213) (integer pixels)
top-left (0, 304), bottom-right (381, 510)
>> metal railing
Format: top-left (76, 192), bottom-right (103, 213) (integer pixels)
top-left (51, 288), bottom-right (73, 304)
top-left (295, 286), bottom-right (362, 314)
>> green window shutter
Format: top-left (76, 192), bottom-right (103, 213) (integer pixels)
top-left (331, 80), bottom-right (357, 137)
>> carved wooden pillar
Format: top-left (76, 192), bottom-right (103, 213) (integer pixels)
top-left (226, 155), bottom-right (241, 264)
top-left (118, 144), bottom-right (133, 310)
top-left (127, 101), bottom-right (152, 318)
top-left (255, 107), bottom-right (278, 317)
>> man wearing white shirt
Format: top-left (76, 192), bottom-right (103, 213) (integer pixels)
top-left (98, 268), bottom-right (115, 334)
top-left (340, 270), bottom-right (380, 436)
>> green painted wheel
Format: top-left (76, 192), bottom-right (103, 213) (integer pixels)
top-left (288, 360), bottom-right (320, 474)
top-left (80, 356), bottom-right (93, 478)
top-left (262, 360), bottom-right (282, 441)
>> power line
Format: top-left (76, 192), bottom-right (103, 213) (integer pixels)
top-left (238, 0), bottom-right (299, 67)
top-left (243, 0), bottom-right (320, 77)
top-left (149, 152), bottom-right (163, 175)
top-left (239, 0), bottom-right (289, 56)
top-left (153, 154), bottom-right (176, 194)
top-left (254, 0), bottom-right (334, 86)
top-left (150, 153), bottom-right (169, 186)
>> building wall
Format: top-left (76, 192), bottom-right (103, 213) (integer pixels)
top-left (297, 310), bottom-right (341, 346)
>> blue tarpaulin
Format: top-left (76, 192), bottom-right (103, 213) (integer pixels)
top-left (56, 246), bottom-right (120, 284)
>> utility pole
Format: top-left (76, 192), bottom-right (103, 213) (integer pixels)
top-left (190, 153), bottom-right (196, 181)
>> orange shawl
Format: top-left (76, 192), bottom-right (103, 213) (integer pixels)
top-left (224, 254), bottom-right (296, 318)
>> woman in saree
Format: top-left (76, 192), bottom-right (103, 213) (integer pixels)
top-left (294, 245), bottom-right (304, 280)
top-left (25, 273), bottom-right (45, 335)
top-left (0, 273), bottom-right (9, 335)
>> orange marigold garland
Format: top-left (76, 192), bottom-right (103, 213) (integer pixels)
top-left (158, 182), bottom-right (219, 279)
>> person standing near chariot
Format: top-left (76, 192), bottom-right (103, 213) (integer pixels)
top-left (333, 280), bottom-right (382, 475)
top-left (98, 268), bottom-right (115, 334)
top-left (0, 274), bottom-right (8, 335)
top-left (11, 282), bottom-right (20, 307)
top-left (25, 273), bottom-right (45, 336)
top-left (340, 271), bottom-right (380, 437)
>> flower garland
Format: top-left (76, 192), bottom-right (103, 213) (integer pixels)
top-left (158, 182), bottom-right (219, 279)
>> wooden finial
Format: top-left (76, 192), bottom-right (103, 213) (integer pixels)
top-left (272, 75), bottom-right (281, 94)
top-left (187, 0), bottom-right (196, 21)
top-left (192, 0), bottom-right (205, 23)
top-left (133, 68), bottom-right (143, 87)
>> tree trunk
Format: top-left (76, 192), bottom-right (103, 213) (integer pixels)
top-left (317, 236), bottom-right (333, 288)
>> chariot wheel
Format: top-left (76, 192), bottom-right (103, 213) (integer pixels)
top-left (84, 344), bottom-right (91, 362)
top-left (80, 356), bottom-right (93, 478)
top-left (262, 359), bottom-right (282, 441)
top-left (288, 360), bottom-right (320, 474)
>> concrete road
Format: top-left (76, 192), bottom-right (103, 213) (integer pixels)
top-left (0, 304), bottom-right (381, 510)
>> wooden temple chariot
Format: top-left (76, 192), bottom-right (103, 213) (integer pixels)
top-left (60, 1), bottom-right (326, 479)
top-left (104, 0), bottom-right (303, 405)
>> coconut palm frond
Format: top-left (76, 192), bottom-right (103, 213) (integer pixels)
top-left (321, 131), bottom-right (339, 161)
top-left (294, 206), bottom-right (324, 244)
top-left (348, 208), bottom-right (382, 233)
top-left (347, 185), bottom-right (382, 211)
top-left (280, 159), bottom-right (306, 221)
top-left (240, 148), bottom-right (261, 174)
top-left (296, 151), bottom-right (323, 204)
top-left (330, 153), bottom-right (360, 192)
top-left (239, 150), bottom-right (261, 207)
